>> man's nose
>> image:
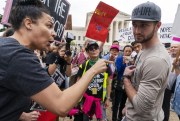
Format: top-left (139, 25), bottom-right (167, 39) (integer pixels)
top-left (92, 48), bottom-right (96, 51)
top-left (134, 27), bottom-right (141, 34)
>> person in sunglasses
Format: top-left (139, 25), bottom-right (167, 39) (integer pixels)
top-left (73, 41), bottom-right (112, 121)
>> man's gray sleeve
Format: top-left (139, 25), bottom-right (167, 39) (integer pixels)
top-left (132, 57), bottom-right (169, 114)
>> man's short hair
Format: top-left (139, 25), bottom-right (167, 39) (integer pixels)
top-left (131, 41), bottom-right (141, 46)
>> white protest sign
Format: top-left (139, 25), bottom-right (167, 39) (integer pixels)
top-left (159, 23), bottom-right (173, 43)
top-left (117, 27), bottom-right (134, 42)
top-left (117, 24), bottom-right (173, 43)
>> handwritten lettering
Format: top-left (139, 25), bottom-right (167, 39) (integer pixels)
top-left (41, 0), bottom-right (50, 7)
top-left (54, 0), bottom-right (66, 18)
top-left (160, 27), bottom-right (172, 33)
top-left (119, 27), bottom-right (132, 32)
top-left (160, 34), bottom-right (171, 39)
top-left (128, 35), bottom-right (134, 40)
top-left (54, 20), bottom-right (64, 39)
top-left (118, 27), bottom-right (134, 41)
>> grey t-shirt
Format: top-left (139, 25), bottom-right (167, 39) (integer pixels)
top-left (126, 43), bottom-right (171, 121)
top-left (0, 38), bottom-right (53, 121)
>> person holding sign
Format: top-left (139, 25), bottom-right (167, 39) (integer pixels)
top-left (46, 44), bottom-right (71, 89)
top-left (122, 2), bottom-right (171, 121)
top-left (0, 0), bottom-right (112, 121)
top-left (74, 41), bottom-right (112, 121)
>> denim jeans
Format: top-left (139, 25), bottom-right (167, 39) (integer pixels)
top-left (172, 75), bottom-right (180, 116)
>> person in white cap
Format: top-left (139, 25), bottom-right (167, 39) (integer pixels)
top-left (122, 1), bottom-right (171, 121)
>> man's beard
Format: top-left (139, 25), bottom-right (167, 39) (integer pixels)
top-left (135, 27), bottom-right (155, 43)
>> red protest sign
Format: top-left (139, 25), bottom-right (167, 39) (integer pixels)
top-left (86, 23), bottom-right (109, 42)
top-left (37, 111), bottom-right (57, 121)
top-left (86, 1), bottom-right (119, 43)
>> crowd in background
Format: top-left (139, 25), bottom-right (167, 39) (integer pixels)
top-left (1, 0), bottom-right (180, 121)
top-left (1, 23), bottom-right (180, 121)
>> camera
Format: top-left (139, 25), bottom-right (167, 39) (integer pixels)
top-left (65, 32), bottom-right (74, 50)
top-left (64, 32), bottom-right (74, 57)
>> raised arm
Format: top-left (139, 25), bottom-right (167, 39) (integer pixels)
top-left (31, 59), bottom-right (111, 117)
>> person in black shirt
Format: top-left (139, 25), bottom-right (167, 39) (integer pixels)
top-left (0, 0), bottom-right (111, 120)
top-left (46, 44), bottom-right (71, 89)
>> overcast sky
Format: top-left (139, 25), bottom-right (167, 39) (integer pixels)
top-left (0, 0), bottom-right (179, 27)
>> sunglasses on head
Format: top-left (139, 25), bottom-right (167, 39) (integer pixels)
top-left (88, 46), bottom-right (99, 51)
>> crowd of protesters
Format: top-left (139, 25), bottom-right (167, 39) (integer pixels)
top-left (1, 0), bottom-right (180, 121)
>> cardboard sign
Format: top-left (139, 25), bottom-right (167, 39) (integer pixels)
top-left (117, 27), bottom-right (134, 42)
top-left (117, 24), bottom-right (173, 43)
top-left (86, 1), bottom-right (119, 42)
top-left (1, 0), bottom-right (70, 41)
top-left (159, 23), bottom-right (173, 43)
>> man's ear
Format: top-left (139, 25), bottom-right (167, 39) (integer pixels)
top-left (154, 21), bottom-right (161, 32)
top-left (156, 22), bottom-right (161, 29)
top-left (23, 17), bottom-right (33, 30)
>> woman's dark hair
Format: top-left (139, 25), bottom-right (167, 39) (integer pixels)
top-left (123, 45), bottom-right (133, 52)
top-left (9, 0), bottom-right (50, 30)
top-left (2, 28), bottom-right (14, 37)
top-left (112, 40), bottom-right (119, 44)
